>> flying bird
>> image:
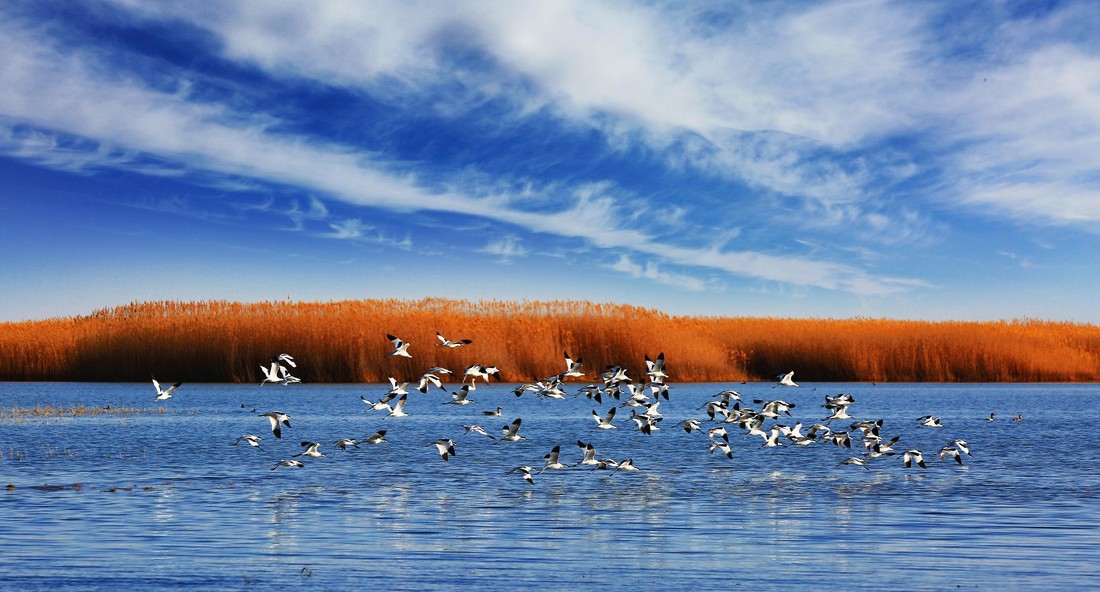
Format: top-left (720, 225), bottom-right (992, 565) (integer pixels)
top-left (232, 434), bottom-right (263, 448)
top-left (436, 333), bottom-right (472, 348)
top-left (260, 411), bottom-right (292, 439)
top-left (774, 371), bottom-right (799, 388)
top-left (271, 459), bottom-right (304, 471)
top-left (386, 334), bottom-right (412, 358)
top-left (151, 377), bottom-right (181, 401)
top-left (430, 438), bottom-right (456, 461)
top-left (507, 465), bottom-right (537, 485)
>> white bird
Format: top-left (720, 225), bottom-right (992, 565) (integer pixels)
top-left (272, 353), bottom-right (296, 368)
top-left (335, 438), bottom-right (359, 451)
top-left (939, 446), bottom-right (964, 465)
top-left (271, 459), bottom-right (304, 471)
top-left (416, 372), bottom-right (445, 393)
top-left (293, 441), bottom-right (327, 458)
top-left (151, 377), bottom-right (181, 401)
top-left (917, 415), bottom-right (944, 428)
top-left (508, 465), bottom-right (537, 485)
top-left (386, 334), bottom-right (412, 358)
top-left (710, 440), bottom-right (734, 460)
top-left (498, 418), bottom-right (526, 442)
top-left (259, 411), bottom-right (292, 439)
top-left (592, 407), bottom-right (617, 429)
top-left (446, 384), bottom-right (475, 405)
top-left (611, 458), bottom-right (640, 475)
top-left (385, 377), bottom-right (410, 396)
top-left (561, 351), bottom-right (585, 378)
top-left (677, 418), bottom-right (703, 434)
top-left (386, 394), bottom-right (410, 418)
top-left (645, 352), bottom-right (668, 383)
top-left (436, 333), bottom-right (472, 348)
top-left (232, 434), bottom-right (262, 447)
top-left (903, 449), bottom-right (926, 469)
top-left (463, 364), bottom-right (501, 389)
top-left (577, 440), bottom-right (598, 465)
top-left (360, 392), bottom-right (397, 411)
top-left (360, 430), bottom-right (388, 444)
top-left (838, 456), bottom-right (870, 470)
top-left (774, 371), bottom-right (799, 388)
top-left (542, 445), bottom-right (568, 470)
top-left (461, 424), bottom-right (495, 439)
top-left (430, 438), bottom-right (456, 461)
top-left (630, 410), bottom-right (661, 435)
top-left (259, 362), bottom-right (285, 386)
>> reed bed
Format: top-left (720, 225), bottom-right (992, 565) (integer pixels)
top-left (2, 298), bottom-right (1100, 382)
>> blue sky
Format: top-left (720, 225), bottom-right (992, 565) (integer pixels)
top-left (2, 0), bottom-right (1099, 323)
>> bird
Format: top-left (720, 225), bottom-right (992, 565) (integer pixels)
top-left (709, 440), bottom-right (734, 460)
top-left (271, 353), bottom-right (296, 368)
top-left (386, 394), bottom-right (410, 418)
top-left (446, 384), bottom-right (475, 405)
top-left (939, 446), bottom-right (964, 465)
top-left (258, 361), bottom-right (285, 386)
top-left (386, 334), bottom-right (412, 358)
top-left (385, 377), bottom-right (411, 396)
top-left (774, 371), bottom-right (799, 388)
top-left (507, 465), bottom-right (537, 485)
top-left (271, 459), bottom-right (304, 471)
top-left (260, 411), bottom-right (292, 439)
top-left (334, 438), bottom-right (359, 451)
top-left (462, 424), bottom-right (495, 439)
top-left (577, 440), bottom-right (598, 465)
top-left (436, 333), bottom-right (472, 348)
top-left (416, 372), bottom-right (445, 393)
top-left (985, 412), bottom-right (996, 421)
top-left (232, 434), bottom-right (262, 447)
top-left (360, 392), bottom-right (397, 411)
top-left (611, 458), bottom-right (640, 475)
top-left (1013, 413), bottom-right (1024, 421)
top-left (838, 456), bottom-right (870, 470)
top-left (463, 364), bottom-right (501, 389)
top-left (360, 430), bottom-right (388, 445)
top-left (151, 377), bottom-right (181, 401)
top-left (677, 418), bottom-right (703, 434)
top-left (644, 352), bottom-right (668, 384)
top-left (561, 352), bottom-right (585, 378)
top-left (542, 445), bottom-right (568, 470)
top-left (707, 426), bottom-right (729, 443)
top-left (917, 415), bottom-right (944, 428)
top-left (592, 407), bottom-right (617, 429)
top-left (482, 406), bottom-right (503, 417)
top-left (498, 418), bottom-right (526, 442)
top-left (293, 441), bottom-right (327, 458)
top-left (430, 438), bottom-right (456, 461)
top-left (903, 449), bottom-right (926, 469)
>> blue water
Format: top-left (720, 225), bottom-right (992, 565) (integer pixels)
top-left (1, 381), bottom-right (1098, 590)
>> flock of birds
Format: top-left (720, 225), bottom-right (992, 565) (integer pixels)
top-left (149, 331), bottom-right (1003, 484)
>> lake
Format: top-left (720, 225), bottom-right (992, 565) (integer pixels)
top-left (1, 381), bottom-right (1098, 590)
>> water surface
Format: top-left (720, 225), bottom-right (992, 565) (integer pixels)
top-left (1, 381), bottom-right (1098, 590)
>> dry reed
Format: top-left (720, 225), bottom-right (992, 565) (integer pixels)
top-left (1, 298), bottom-right (1099, 382)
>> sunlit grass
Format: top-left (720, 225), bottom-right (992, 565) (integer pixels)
top-left (2, 298), bottom-right (1100, 382)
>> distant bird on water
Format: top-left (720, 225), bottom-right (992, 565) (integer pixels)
top-left (152, 377), bottom-right (181, 401)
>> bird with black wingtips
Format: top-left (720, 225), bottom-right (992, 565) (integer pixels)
top-left (436, 333), bottom-right (472, 348)
top-left (386, 334), bottom-right (412, 358)
top-left (430, 438), bottom-right (456, 461)
top-left (260, 411), bottom-right (292, 439)
top-left (151, 376), bottom-right (181, 401)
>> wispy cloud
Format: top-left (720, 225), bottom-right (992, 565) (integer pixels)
top-left (608, 254), bottom-right (708, 291)
top-left (480, 235), bottom-right (527, 260)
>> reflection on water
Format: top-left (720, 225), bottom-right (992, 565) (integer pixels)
top-left (1, 381), bottom-right (1099, 590)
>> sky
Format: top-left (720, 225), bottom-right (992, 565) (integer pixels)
top-left (2, 0), bottom-right (1099, 323)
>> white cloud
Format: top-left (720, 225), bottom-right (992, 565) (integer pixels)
top-left (608, 254), bottom-right (707, 291)
top-left (480, 235), bottom-right (527, 259)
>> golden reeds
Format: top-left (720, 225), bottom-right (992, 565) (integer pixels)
top-left (1, 299), bottom-right (1099, 382)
